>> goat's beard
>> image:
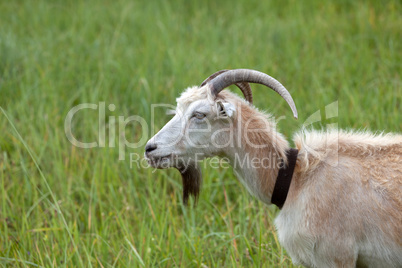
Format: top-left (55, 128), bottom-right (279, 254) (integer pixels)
top-left (176, 162), bottom-right (202, 205)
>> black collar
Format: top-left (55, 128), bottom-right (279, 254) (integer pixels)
top-left (271, 148), bottom-right (299, 209)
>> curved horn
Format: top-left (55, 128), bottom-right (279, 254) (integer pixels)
top-left (200, 70), bottom-right (253, 104)
top-left (207, 69), bottom-right (298, 119)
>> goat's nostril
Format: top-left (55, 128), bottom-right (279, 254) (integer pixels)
top-left (145, 143), bottom-right (157, 154)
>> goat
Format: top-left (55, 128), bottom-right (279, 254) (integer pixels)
top-left (144, 69), bottom-right (402, 267)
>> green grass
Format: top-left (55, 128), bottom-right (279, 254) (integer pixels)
top-left (0, 0), bottom-right (400, 267)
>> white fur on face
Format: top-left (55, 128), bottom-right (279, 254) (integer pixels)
top-left (145, 86), bottom-right (237, 169)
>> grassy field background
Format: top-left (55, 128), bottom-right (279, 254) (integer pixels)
top-left (0, 0), bottom-right (400, 267)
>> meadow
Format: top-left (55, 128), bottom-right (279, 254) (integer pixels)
top-left (0, 0), bottom-right (400, 267)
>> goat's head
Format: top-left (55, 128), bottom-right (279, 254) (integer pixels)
top-left (144, 69), bottom-right (297, 204)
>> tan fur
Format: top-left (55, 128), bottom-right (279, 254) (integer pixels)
top-left (291, 130), bottom-right (402, 248)
top-left (208, 90), bottom-right (288, 203)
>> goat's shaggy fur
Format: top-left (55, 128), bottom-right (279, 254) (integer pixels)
top-left (286, 130), bottom-right (402, 267)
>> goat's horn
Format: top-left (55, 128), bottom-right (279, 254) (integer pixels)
top-left (207, 69), bottom-right (298, 118)
top-left (200, 70), bottom-right (253, 104)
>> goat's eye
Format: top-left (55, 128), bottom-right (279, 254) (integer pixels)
top-left (193, 112), bottom-right (206, 120)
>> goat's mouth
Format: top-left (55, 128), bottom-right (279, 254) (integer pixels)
top-left (146, 154), bottom-right (175, 169)
top-left (145, 152), bottom-right (202, 205)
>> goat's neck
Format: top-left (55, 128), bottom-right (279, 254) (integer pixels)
top-left (224, 105), bottom-right (289, 204)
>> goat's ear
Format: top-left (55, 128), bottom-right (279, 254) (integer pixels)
top-left (216, 101), bottom-right (235, 118)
